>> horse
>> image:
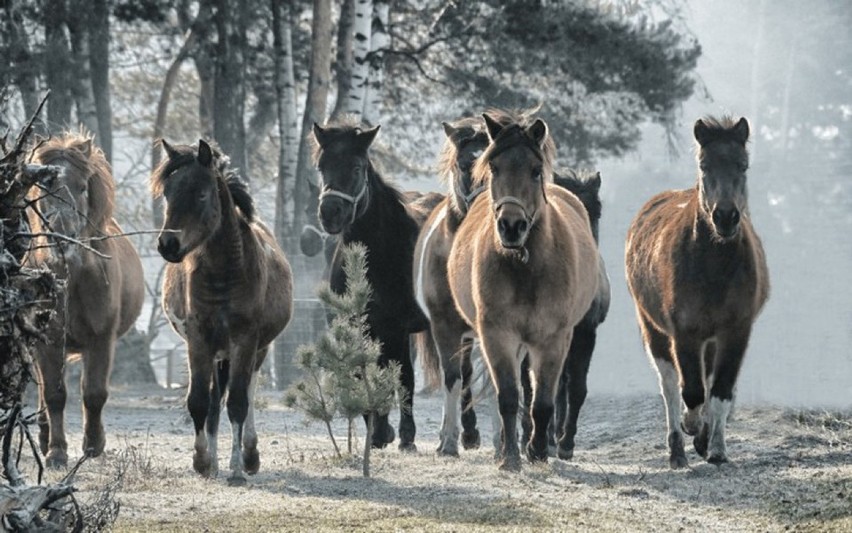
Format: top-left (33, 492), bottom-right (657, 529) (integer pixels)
top-left (447, 113), bottom-right (599, 471)
top-left (150, 139), bottom-right (293, 484)
top-left (625, 116), bottom-right (769, 468)
top-left (311, 118), bottom-right (441, 451)
top-left (26, 132), bottom-right (145, 468)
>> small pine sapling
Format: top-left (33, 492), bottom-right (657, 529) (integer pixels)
top-left (285, 243), bottom-right (403, 477)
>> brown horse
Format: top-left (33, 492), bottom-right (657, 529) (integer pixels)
top-left (26, 132), bottom-right (144, 467)
top-left (447, 114), bottom-right (599, 470)
top-left (151, 139), bottom-right (293, 484)
top-left (625, 116), bottom-right (769, 468)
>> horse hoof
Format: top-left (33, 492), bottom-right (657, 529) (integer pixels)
top-left (83, 436), bottom-right (106, 458)
top-left (557, 445), bottom-right (574, 461)
top-left (193, 453), bottom-right (215, 478)
top-left (693, 428), bottom-right (709, 458)
top-left (461, 430), bottom-right (481, 450)
top-left (498, 456), bottom-right (522, 472)
top-left (436, 444), bottom-right (459, 457)
top-left (707, 454), bottom-right (729, 466)
top-left (45, 451), bottom-right (68, 469)
top-left (227, 475), bottom-right (247, 487)
top-left (669, 454), bottom-right (689, 469)
top-left (399, 441), bottom-right (417, 453)
top-left (243, 449), bottom-right (260, 475)
top-left (525, 442), bottom-right (549, 463)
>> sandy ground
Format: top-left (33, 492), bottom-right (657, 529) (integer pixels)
top-left (25, 383), bottom-right (852, 532)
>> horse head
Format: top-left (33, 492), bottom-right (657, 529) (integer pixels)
top-left (476, 112), bottom-right (554, 252)
top-left (30, 133), bottom-right (114, 263)
top-left (440, 118), bottom-right (490, 215)
top-left (311, 121), bottom-right (379, 235)
top-left (151, 139), bottom-right (223, 263)
top-left (694, 116), bottom-right (750, 241)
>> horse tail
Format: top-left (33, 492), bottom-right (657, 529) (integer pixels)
top-left (413, 330), bottom-right (441, 393)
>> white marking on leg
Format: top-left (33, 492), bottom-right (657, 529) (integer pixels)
top-left (230, 419), bottom-right (243, 475)
top-left (414, 206), bottom-right (447, 321)
top-left (439, 380), bottom-right (461, 454)
top-left (707, 396), bottom-right (732, 461)
top-left (653, 356), bottom-right (684, 446)
top-left (243, 372), bottom-right (258, 449)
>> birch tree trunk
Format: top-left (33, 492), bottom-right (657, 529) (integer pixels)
top-left (271, 0), bottom-right (300, 389)
top-left (330, 0), bottom-right (355, 121)
top-left (362, 0), bottom-right (388, 127)
top-left (66, 4), bottom-right (99, 141)
top-left (195, 44), bottom-right (216, 140)
top-left (346, 0), bottom-right (373, 120)
top-left (213, 0), bottom-right (249, 178)
top-left (44, 0), bottom-right (73, 129)
top-left (88, 0), bottom-right (112, 163)
top-left (293, 0), bottom-right (333, 232)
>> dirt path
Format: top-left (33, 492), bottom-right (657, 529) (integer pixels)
top-left (32, 385), bottom-right (852, 532)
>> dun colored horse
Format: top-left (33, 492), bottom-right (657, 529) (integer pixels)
top-left (27, 132), bottom-right (144, 467)
top-left (447, 114), bottom-right (599, 470)
top-left (151, 140), bottom-right (293, 484)
top-left (625, 116), bottom-right (769, 468)
top-left (311, 119), bottom-right (440, 451)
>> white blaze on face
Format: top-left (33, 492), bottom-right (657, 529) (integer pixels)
top-left (415, 205), bottom-right (448, 321)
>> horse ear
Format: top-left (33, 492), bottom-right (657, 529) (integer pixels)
top-left (312, 123), bottom-right (329, 147)
top-left (356, 125), bottom-right (380, 150)
top-left (482, 113), bottom-right (503, 141)
top-left (441, 121), bottom-right (457, 139)
top-left (528, 118), bottom-right (548, 147)
top-left (733, 117), bottom-right (750, 145)
top-left (80, 138), bottom-right (93, 156)
top-left (197, 139), bottom-right (213, 167)
top-left (590, 171), bottom-right (602, 192)
top-left (693, 119), bottom-right (712, 146)
top-left (160, 139), bottom-right (179, 160)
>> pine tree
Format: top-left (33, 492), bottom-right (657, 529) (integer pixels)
top-left (285, 243), bottom-right (402, 477)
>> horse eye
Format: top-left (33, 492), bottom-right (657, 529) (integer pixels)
top-left (532, 169), bottom-right (542, 181)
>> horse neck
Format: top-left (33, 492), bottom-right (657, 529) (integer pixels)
top-left (193, 177), bottom-right (247, 284)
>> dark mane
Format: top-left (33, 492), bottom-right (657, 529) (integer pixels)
top-left (437, 116), bottom-right (485, 186)
top-left (33, 131), bottom-right (115, 230)
top-left (149, 140), bottom-right (255, 222)
top-left (696, 115), bottom-right (741, 132)
top-left (555, 168), bottom-right (602, 223)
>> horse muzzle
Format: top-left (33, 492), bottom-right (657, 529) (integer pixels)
top-left (157, 234), bottom-right (185, 263)
top-left (497, 215), bottom-right (530, 249)
top-left (711, 206), bottom-right (741, 240)
top-left (318, 199), bottom-right (352, 235)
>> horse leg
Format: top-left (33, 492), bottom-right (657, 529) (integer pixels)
top-left (396, 332), bottom-right (417, 452)
top-left (187, 350), bottom-right (215, 477)
top-left (80, 337), bottom-right (114, 458)
top-left (459, 338), bottom-right (480, 450)
top-left (242, 347), bottom-right (267, 475)
top-left (225, 353), bottom-right (254, 486)
top-left (35, 345), bottom-right (68, 468)
top-left (639, 315), bottom-right (687, 469)
top-left (520, 356), bottom-right (533, 449)
top-left (673, 332), bottom-right (707, 460)
top-left (526, 338), bottom-right (568, 463)
top-left (701, 327), bottom-right (750, 465)
top-left (433, 318), bottom-right (470, 456)
top-left (557, 326), bottom-right (596, 461)
top-left (684, 340), bottom-right (715, 435)
top-left (478, 329), bottom-right (522, 471)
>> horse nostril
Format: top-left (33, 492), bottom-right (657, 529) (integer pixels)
top-left (498, 218), bottom-right (511, 235)
top-left (158, 235), bottom-right (178, 257)
top-left (730, 209), bottom-right (740, 225)
top-left (516, 219), bottom-right (528, 235)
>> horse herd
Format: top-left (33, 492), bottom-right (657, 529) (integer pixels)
top-left (23, 108), bottom-right (768, 485)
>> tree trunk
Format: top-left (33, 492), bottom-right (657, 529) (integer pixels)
top-left (195, 44), bottom-right (216, 140)
top-left (346, 0), bottom-right (373, 119)
top-left (271, 0), bottom-right (300, 389)
top-left (4, 1), bottom-right (39, 124)
top-left (330, 0), bottom-right (355, 121)
top-left (293, 0), bottom-right (333, 232)
top-left (213, 0), bottom-right (248, 178)
top-left (362, 0), bottom-right (388, 127)
top-left (88, 0), bottom-right (112, 163)
top-left (66, 4), bottom-right (99, 140)
top-left (43, 0), bottom-right (73, 129)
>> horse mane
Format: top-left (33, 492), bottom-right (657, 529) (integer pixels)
top-left (470, 108), bottom-right (557, 188)
top-left (32, 131), bottom-right (115, 231)
top-left (149, 140), bottom-right (255, 222)
top-left (696, 115), bottom-right (740, 132)
top-left (554, 168), bottom-right (602, 223)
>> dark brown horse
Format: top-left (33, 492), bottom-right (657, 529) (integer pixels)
top-left (311, 119), bottom-right (440, 451)
top-left (26, 132), bottom-right (145, 467)
top-left (447, 114), bottom-right (599, 471)
top-left (151, 140), bottom-right (293, 484)
top-left (625, 116), bottom-right (769, 468)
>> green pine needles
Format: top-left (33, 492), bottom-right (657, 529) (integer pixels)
top-left (285, 243), bottom-right (402, 477)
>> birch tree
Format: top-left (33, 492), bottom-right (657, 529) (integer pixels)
top-left (346, 0), bottom-right (373, 119)
top-left (293, 0), bottom-right (332, 233)
top-left (43, 0), bottom-right (73, 129)
top-left (330, 0), bottom-right (355, 121)
top-left (361, 0), bottom-right (388, 127)
top-left (88, 0), bottom-right (112, 163)
top-left (213, 0), bottom-right (249, 178)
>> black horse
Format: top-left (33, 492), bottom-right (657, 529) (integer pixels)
top-left (311, 119), bottom-right (434, 451)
